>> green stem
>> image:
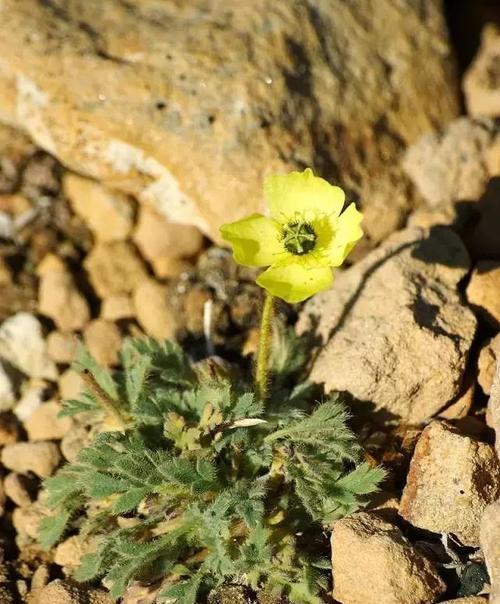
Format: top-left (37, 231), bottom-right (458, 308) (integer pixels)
top-left (255, 291), bottom-right (275, 401)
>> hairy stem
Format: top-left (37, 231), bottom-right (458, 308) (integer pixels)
top-left (80, 370), bottom-right (127, 431)
top-left (255, 292), bottom-right (275, 401)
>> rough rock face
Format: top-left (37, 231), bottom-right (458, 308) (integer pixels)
top-left (482, 501), bottom-right (500, 604)
top-left (403, 117), bottom-right (499, 208)
top-left (298, 227), bottom-right (476, 422)
top-left (0, 0), bottom-right (459, 244)
top-left (331, 511), bottom-right (445, 604)
top-left (466, 261), bottom-right (500, 328)
top-left (464, 24), bottom-right (500, 118)
top-left (399, 421), bottom-right (500, 546)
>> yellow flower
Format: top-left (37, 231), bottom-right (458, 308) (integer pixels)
top-left (220, 168), bottom-right (363, 303)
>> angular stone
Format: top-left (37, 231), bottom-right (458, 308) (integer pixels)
top-left (47, 331), bottom-right (78, 364)
top-left (466, 261), bottom-right (500, 328)
top-left (35, 579), bottom-right (113, 604)
top-left (403, 117), bottom-right (498, 208)
top-left (464, 24), bottom-right (500, 118)
top-left (133, 206), bottom-right (203, 277)
top-left (58, 369), bottom-right (84, 401)
top-left (1, 441), bottom-right (61, 478)
top-left (478, 334), bottom-right (500, 395)
top-left (399, 421), bottom-right (500, 546)
top-left (481, 500), bottom-right (500, 604)
top-left (331, 511), bottom-right (445, 604)
top-left (0, 0), bottom-right (458, 245)
top-left (38, 255), bottom-right (90, 332)
top-left (299, 228), bottom-right (476, 422)
top-left (100, 294), bottom-right (134, 321)
top-left (133, 280), bottom-right (177, 340)
top-left (23, 400), bottom-right (72, 441)
top-left (83, 319), bottom-right (121, 366)
top-left (3, 472), bottom-right (35, 507)
top-left (63, 172), bottom-right (133, 242)
top-left (0, 313), bottom-right (57, 380)
top-left (84, 241), bottom-right (147, 298)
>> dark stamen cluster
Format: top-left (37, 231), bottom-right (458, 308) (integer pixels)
top-left (282, 221), bottom-right (317, 255)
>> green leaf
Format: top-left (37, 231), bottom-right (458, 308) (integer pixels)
top-left (39, 510), bottom-right (72, 549)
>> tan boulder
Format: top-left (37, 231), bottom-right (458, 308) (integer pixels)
top-left (133, 206), bottom-right (203, 277)
top-left (0, 0), bottom-right (458, 245)
top-left (83, 319), bottom-right (122, 366)
top-left (1, 441), bottom-right (61, 478)
top-left (63, 173), bottom-right (133, 242)
top-left (23, 400), bottom-right (72, 441)
top-left (35, 580), bottom-right (113, 604)
top-left (464, 24), bottom-right (500, 118)
top-left (299, 228), bottom-right (476, 422)
top-left (467, 261), bottom-right (500, 328)
top-left (100, 294), bottom-right (134, 321)
top-left (37, 255), bottom-right (90, 333)
top-left (84, 241), bottom-right (147, 298)
top-left (481, 500), bottom-right (500, 604)
top-left (133, 280), bottom-right (177, 340)
top-left (47, 331), bottom-right (78, 364)
top-left (478, 334), bottom-right (500, 395)
top-left (399, 421), bottom-right (500, 546)
top-left (331, 511), bottom-right (445, 604)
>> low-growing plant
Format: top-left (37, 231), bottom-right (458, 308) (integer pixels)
top-left (40, 169), bottom-right (384, 603)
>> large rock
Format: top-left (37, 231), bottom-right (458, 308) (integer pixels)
top-left (481, 501), bottom-right (500, 604)
top-left (0, 0), bottom-right (459, 244)
top-left (403, 117), bottom-right (499, 208)
top-left (466, 261), bottom-right (500, 328)
top-left (298, 227), bottom-right (476, 422)
top-left (0, 313), bottom-right (57, 380)
top-left (331, 511), bottom-right (445, 604)
top-left (399, 421), bottom-right (500, 546)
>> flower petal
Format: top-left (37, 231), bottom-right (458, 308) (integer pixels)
top-left (220, 214), bottom-right (282, 267)
top-left (264, 168), bottom-right (345, 222)
top-left (326, 203), bottom-right (363, 266)
top-left (257, 263), bottom-right (333, 303)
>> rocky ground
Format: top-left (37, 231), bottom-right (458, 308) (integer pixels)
top-left (0, 1), bottom-right (499, 603)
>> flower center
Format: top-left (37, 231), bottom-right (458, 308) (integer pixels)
top-left (282, 221), bottom-right (317, 256)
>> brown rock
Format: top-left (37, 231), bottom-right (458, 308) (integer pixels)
top-left (35, 579), bottom-right (113, 604)
top-left (133, 280), bottom-right (176, 340)
top-left (100, 294), bottom-right (134, 321)
top-left (0, 313), bottom-right (57, 380)
top-left (54, 536), bottom-right (98, 570)
top-left (23, 401), bottom-right (72, 441)
top-left (60, 425), bottom-right (90, 463)
top-left (331, 511), bottom-right (445, 604)
top-left (63, 173), bottom-right (133, 242)
top-left (83, 319), bottom-right (122, 366)
top-left (133, 206), bottom-right (203, 277)
top-left (439, 373), bottom-right (475, 420)
top-left (4, 472), bottom-right (35, 507)
top-left (399, 421), bottom-right (500, 546)
top-left (464, 24), bottom-right (500, 118)
top-left (12, 502), bottom-right (47, 541)
top-left (84, 241), bottom-right (147, 298)
top-left (0, 0), bottom-right (458, 246)
top-left (299, 228), bottom-right (476, 422)
top-left (47, 332), bottom-right (77, 364)
top-left (1, 442), bottom-right (61, 478)
top-left (467, 261), bottom-right (500, 328)
top-left (37, 256), bottom-right (90, 333)
top-left (403, 117), bottom-right (497, 208)
top-left (481, 500), bottom-right (500, 604)
top-left (478, 334), bottom-right (500, 395)
top-left (58, 369), bottom-right (84, 401)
